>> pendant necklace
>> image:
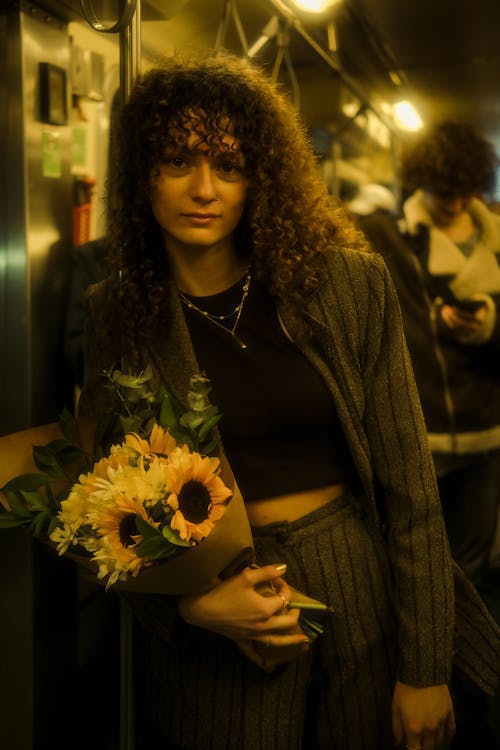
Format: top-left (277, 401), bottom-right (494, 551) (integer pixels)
top-left (178, 271), bottom-right (251, 350)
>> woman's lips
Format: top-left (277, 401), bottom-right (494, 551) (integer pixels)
top-left (182, 213), bottom-right (219, 225)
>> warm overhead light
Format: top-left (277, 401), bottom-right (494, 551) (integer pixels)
top-left (287, 0), bottom-right (341, 13)
top-left (393, 100), bottom-right (423, 131)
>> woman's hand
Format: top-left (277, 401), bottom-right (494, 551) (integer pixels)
top-left (178, 563), bottom-right (308, 647)
top-left (392, 681), bottom-right (455, 750)
top-left (441, 303), bottom-right (486, 334)
top-left (236, 625), bottom-right (310, 673)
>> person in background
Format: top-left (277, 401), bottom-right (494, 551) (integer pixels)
top-left (359, 122), bottom-right (500, 595)
top-left (347, 181), bottom-right (397, 219)
top-left (79, 58), bottom-right (500, 749)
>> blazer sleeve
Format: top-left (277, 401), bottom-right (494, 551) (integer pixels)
top-left (362, 253), bottom-right (455, 686)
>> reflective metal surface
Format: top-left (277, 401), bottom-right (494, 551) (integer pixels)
top-left (1, 4), bottom-right (73, 435)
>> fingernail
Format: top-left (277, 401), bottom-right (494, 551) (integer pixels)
top-left (274, 564), bottom-right (287, 573)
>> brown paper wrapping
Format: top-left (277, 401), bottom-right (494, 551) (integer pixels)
top-left (111, 483), bottom-right (255, 595)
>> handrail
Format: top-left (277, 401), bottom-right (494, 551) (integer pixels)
top-left (80, 0), bottom-right (137, 33)
top-left (79, 0), bottom-right (141, 103)
top-left (266, 0), bottom-right (396, 134)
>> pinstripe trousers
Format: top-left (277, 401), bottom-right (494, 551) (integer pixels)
top-left (134, 492), bottom-right (399, 749)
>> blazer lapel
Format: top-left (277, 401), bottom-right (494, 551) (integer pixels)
top-left (146, 277), bottom-right (201, 407)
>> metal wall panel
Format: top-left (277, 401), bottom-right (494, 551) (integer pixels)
top-left (1, 3), bottom-right (73, 437)
top-left (0, 6), bottom-right (79, 750)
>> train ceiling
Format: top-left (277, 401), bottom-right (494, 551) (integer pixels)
top-left (36, 0), bottom-right (500, 151)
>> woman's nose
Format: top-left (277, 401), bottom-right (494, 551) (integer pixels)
top-left (190, 161), bottom-right (218, 202)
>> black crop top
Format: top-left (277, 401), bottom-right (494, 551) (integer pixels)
top-left (182, 275), bottom-right (356, 501)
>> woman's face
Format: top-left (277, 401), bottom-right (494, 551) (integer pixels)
top-left (149, 121), bottom-right (249, 258)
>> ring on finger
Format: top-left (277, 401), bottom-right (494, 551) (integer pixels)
top-left (277, 593), bottom-right (289, 612)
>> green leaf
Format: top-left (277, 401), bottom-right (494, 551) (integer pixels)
top-left (179, 412), bottom-right (205, 430)
top-left (46, 440), bottom-right (83, 465)
top-left (187, 391), bottom-right (210, 412)
top-left (31, 510), bottom-right (54, 537)
top-left (188, 375), bottom-right (212, 395)
top-left (159, 392), bottom-right (183, 431)
top-left (20, 490), bottom-right (48, 511)
top-left (172, 429), bottom-right (197, 452)
top-left (198, 413), bottom-right (222, 444)
top-left (3, 473), bottom-right (50, 492)
top-left (200, 437), bottom-right (217, 455)
top-left (32, 445), bottom-right (64, 477)
top-left (134, 535), bottom-right (171, 558)
top-left (120, 415), bottom-right (143, 436)
top-left (112, 369), bottom-right (152, 389)
top-left (135, 516), bottom-right (159, 540)
top-left (162, 524), bottom-right (192, 547)
top-left (0, 512), bottom-right (30, 528)
top-left (3, 490), bottom-right (33, 519)
top-left (149, 500), bottom-right (167, 523)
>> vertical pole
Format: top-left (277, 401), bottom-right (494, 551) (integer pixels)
top-left (80, 0), bottom-right (141, 105)
top-left (120, 599), bottom-right (136, 750)
top-left (119, 0), bottom-right (141, 106)
top-left (118, 17), bottom-right (141, 746)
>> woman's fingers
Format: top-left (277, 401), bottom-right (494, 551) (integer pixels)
top-left (246, 563), bottom-right (295, 615)
top-left (236, 637), bottom-right (310, 673)
top-left (252, 608), bottom-right (301, 633)
top-left (247, 562), bottom-right (290, 583)
top-left (251, 631), bottom-right (309, 648)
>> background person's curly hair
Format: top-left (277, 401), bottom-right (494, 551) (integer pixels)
top-left (105, 52), bottom-right (368, 363)
top-left (400, 121), bottom-right (499, 199)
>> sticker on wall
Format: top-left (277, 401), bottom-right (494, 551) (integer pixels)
top-left (71, 125), bottom-right (87, 171)
top-left (42, 130), bottom-right (62, 178)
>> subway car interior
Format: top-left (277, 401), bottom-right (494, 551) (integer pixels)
top-left (1, 0), bottom-right (500, 748)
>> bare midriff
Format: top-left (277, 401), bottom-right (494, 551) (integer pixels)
top-left (245, 482), bottom-right (347, 526)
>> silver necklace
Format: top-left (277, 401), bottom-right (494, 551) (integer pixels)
top-left (178, 272), bottom-right (251, 350)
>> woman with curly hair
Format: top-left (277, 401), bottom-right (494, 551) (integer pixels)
top-left (80, 58), bottom-right (500, 749)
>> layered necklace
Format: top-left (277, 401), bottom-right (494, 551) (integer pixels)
top-left (178, 271), bottom-right (251, 350)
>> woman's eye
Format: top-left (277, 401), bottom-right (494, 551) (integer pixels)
top-left (216, 160), bottom-right (245, 180)
top-left (161, 155), bottom-right (192, 176)
top-left (168, 156), bottom-right (187, 168)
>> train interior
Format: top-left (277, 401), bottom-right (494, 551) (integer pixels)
top-left (1, 0), bottom-right (500, 747)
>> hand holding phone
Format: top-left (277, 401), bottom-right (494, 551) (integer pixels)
top-left (454, 298), bottom-right (486, 313)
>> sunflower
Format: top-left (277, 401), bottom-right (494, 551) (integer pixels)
top-left (165, 453), bottom-right (231, 542)
top-left (87, 493), bottom-right (156, 585)
top-left (125, 424), bottom-right (177, 458)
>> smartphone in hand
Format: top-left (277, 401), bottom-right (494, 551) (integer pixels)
top-left (453, 298), bottom-right (486, 313)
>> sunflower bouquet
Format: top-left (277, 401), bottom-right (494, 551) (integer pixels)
top-left (0, 371), bottom-right (253, 593)
top-left (0, 369), bottom-right (329, 635)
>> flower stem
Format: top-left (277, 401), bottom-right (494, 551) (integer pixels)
top-left (289, 600), bottom-right (331, 612)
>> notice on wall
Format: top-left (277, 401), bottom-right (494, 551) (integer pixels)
top-left (71, 125), bottom-right (87, 171)
top-left (42, 130), bottom-right (62, 178)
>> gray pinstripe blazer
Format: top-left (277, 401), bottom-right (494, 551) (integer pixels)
top-left (81, 247), bottom-right (500, 693)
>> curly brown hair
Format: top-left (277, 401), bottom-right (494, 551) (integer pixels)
top-left (401, 121), bottom-right (498, 198)
top-left (105, 51), bottom-right (368, 362)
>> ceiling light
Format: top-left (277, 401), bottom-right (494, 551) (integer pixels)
top-left (393, 100), bottom-right (423, 131)
top-left (287, 0), bottom-right (341, 13)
